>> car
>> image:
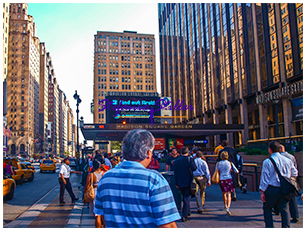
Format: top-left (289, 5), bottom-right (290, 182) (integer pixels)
top-left (3, 158), bottom-right (35, 185)
top-left (3, 176), bottom-right (16, 200)
top-left (40, 159), bottom-right (56, 173)
top-left (21, 162), bottom-right (36, 174)
top-left (69, 158), bottom-right (76, 169)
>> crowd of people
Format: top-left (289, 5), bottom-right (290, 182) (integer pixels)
top-left (56, 129), bottom-right (300, 228)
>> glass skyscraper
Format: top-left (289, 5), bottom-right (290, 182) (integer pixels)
top-left (159, 3), bottom-right (303, 147)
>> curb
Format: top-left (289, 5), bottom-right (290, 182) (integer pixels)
top-left (65, 188), bottom-right (84, 228)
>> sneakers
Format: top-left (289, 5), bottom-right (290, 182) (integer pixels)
top-left (223, 205), bottom-right (228, 211)
top-left (226, 208), bottom-right (232, 215)
top-left (71, 198), bottom-right (79, 203)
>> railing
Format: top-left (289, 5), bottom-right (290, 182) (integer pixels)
top-left (243, 163), bottom-right (259, 191)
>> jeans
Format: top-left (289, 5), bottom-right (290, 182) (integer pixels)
top-left (263, 185), bottom-right (290, 228)
top-left (179, 187), bottom-right (191, 218)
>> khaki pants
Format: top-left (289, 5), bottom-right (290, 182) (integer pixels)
top-left (195, 176), bottom-right (207, 211)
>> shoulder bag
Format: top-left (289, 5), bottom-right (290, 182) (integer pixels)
top-left (84, 173), bottom-right (95, 203)
top-left (269, 157), bottom-right (301, 201)
top-left (211, 162), bottom-right (220, 184)
top-left (188, 157), bottom-right (198, 197)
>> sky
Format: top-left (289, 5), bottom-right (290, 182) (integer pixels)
top-left (27, 3), bottom-right (161, 143)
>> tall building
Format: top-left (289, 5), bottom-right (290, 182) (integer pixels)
top-left (3, 3), bottom-right (10, 81)
top-left (67, 106), bottom-right (73, 156)
top-left (7, 3), bottom-right (41, 156)
top-left (48, 68), bottom-right (60, 155)
top-left (158, 3), bottom-right (303, 147)
top-left (3, 3), bottom-right (10, 156)
top-left (59, 89), bottom-right (68, 155)
top-left (39, 42), bottom-right (49, 153)
top-left (93, 31), bottom-right (157, 124)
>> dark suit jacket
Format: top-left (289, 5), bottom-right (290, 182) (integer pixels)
top-left (174, 156), bottom-right (197, 189)
top-left (217, 147), bottom-right (238, 167)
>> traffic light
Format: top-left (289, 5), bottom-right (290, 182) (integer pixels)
top-left (122, 121), bottom-right (126, 125)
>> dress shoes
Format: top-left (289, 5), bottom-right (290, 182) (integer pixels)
top-left (181, 217), bottom-right (188, 222)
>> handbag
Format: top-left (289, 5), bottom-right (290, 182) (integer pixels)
top-left (211, 162), bottom-right (220, 184)
top-left (84, 173), bottom-right (95, 203)
top-left (269, 158), bottom-right (301, 201)
top-left (231, 162), bottom-right (242, 188)
top-left (188, 157), bottom-right (198, 197)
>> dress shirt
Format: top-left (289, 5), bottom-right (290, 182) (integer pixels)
top-left (280, 151), bottom-right (297, 169)
top-left (59, 163), bottom-right (71, 178)
top-left (193, 158), bottom-right (211, 184)
top-left (259, 152), bottom-right (298, 192)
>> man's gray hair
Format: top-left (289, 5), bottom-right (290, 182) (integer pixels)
top-left (122, 129), bottom-right (155, 161)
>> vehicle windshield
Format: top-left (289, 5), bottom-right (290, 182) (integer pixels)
top-left (42, 160), bottom-right (54, 164)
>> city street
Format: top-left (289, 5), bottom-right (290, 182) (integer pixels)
top-left (3, 163), bottom-right (61, 225)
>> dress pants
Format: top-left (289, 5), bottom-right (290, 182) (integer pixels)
top-left (195, 176), bottom-right (207, 211)
top-left (263, 185), bottom-right (290, 228)
top-left (59, 178), bottom-right (76, 202)
top-left (179, 187), bottom-right (191, 218)
top-left (289, 196), bottom-right (299, 220)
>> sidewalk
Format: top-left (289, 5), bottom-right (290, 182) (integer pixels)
top-left (67, 184), bottom-right (303, 228)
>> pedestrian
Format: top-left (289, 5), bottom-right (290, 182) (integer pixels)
top-left (217, 141), bottom-right (239, 201)
top-left (83, 159), bottom-right (105, 228)
top-left (193, 151), bottom-right (211, 213)
top-left (191, 147), bottom-right (198, 158)
top-left (165, 148), bottom-right (180, 171)
top-left (94, 129), bottom-right (180, 228)
top-left (5, 161), bottom-right (14, 177)
top-left (279, 144), bottom-right (299, 223)
top-left (109, 156), bottom-right (120, 168)
top-left (146, 155), bottom-right (160, 170)
top-left (173, 146), bottom-right (197, 222)
top-left (259, 141), bottom-right (298, 228)
top-left (214, 142), bottom-right (224, 156)
top-left (215, 151), bottom-right (239, 215)
top-left (236, 153), bottom-right (247, 193)
top-left (103, 153), bottom-right (112, 169)
top-left (58, 158), bottom-right (82, 204)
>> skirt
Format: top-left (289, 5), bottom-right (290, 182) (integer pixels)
top-left (219, 178), bottom-right (234, 193)
top-left (89, 187), bottom-right (98, 216)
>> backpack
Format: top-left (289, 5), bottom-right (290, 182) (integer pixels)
top-left (236, 155), bottom-right (243, 173)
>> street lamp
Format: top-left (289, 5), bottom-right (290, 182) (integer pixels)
top-left (73, 90), bottom-right (81, 161)
top-left (80, 116), bottom-right (85, 160)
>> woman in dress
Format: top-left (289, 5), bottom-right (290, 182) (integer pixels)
top-left (83, 159), bottom-right (105, 227)
top-left (215, 151), bottom-right (239, 215)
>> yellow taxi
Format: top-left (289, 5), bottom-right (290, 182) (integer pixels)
top-left (40, 159), bottom-right (56, 173)
top-left (3, 176), bottom-right (16, 200)
top-left (3, 158), bottom-right (35, 185)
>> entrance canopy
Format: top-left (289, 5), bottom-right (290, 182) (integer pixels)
top-left (81, 123), bottom-right (244, 141)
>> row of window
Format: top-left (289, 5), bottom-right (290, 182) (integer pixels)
top-left (98, 34), bottom-right (152, 41)
top-left (97, 83), bottom-right (154, 90)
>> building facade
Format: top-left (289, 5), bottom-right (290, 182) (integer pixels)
top-left (159, 3), bottom-right (303, 147)
top-left (93, 30), bottom-right (157, 125)
top-left (7, 3), bottom-right (41, 156)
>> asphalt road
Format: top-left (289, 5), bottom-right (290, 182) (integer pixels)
top-left (3, 163), bottom-right (61, 225)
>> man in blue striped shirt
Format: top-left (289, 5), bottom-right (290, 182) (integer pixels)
top-left (94, 129), bottom-right (180, 228)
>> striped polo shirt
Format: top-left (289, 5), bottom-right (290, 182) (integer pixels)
top-left (94, 161), bottom-right (180, 228)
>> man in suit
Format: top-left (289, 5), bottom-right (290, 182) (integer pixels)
top-left (174, 146), bottom-right (197, 222)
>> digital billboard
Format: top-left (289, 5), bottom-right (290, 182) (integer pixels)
top-left (104, 95), bottom-right (162, 124)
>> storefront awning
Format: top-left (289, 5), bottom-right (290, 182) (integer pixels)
top-left (81, 123), bottom-right (244, 141)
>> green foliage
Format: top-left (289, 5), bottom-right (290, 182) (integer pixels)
top-left (236, 147), bottom-right (248, 153)
top-left (288, 151), bottom-right (294, 155)
top-left (159, 158), bottom-right (166, 163)
top-left (111, 141), bottom-right (122, 151)
top-left (246, 148), bottom-right (269, 155)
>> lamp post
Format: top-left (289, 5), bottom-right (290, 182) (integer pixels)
top-left (80, 116), bottom-right (84, 160)
top-left (273, 100), bottom-right (280, 138)
top-left (73, 90), bottom-right (81, 163)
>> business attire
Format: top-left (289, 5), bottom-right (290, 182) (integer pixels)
top-left (193, 157), bottom-right (210, 212)
top-left (259, 152), bottom-right (298, 228)
top-left (280, 151), bottom-right (299, 222)
top-left (174, 156), bottom-right (197, 220)
top-left (94, 161), bottom-right (180, 228)
top-left (58, 163), bottom-right (78, 203)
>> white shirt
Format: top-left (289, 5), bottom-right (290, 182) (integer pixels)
top-left (59, 163), bottom-right (71, 178)
top-left (259, 152), bottom-right (298, 192)
top-left (216, 160), bottom-right (239, 181)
